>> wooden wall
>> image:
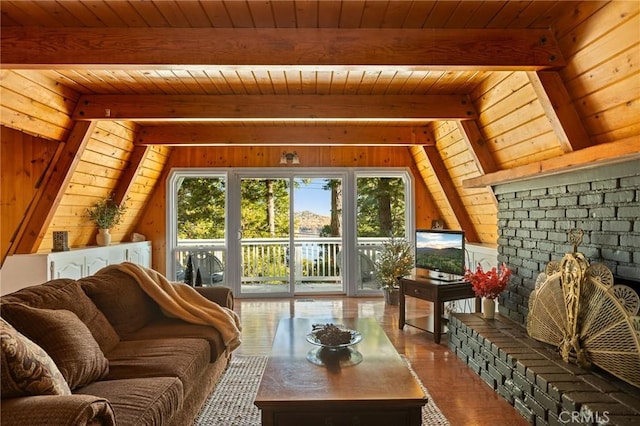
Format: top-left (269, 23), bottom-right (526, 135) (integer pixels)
top-left (136, 145), bottom-right (439, 274)
top-left (43, 121), bottom-right (170, 252)
top-left (0, 127), bottom-right (58, 261)
top-left (556, 1), bottom-right (639, 144)
top-left (411, 122), bottom-right (499, 244)
top-left (0, 70), bottom-right (171, 262)
top-left (411, 2), bottom-right (639, 247)
top-left (1, 1), bottom-right (638, 273)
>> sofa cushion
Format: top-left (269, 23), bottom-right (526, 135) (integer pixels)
top-left (0, 279), bottom-right (120, 353)
top-left (122, 317), bottom-right (228, 361)
top-left (77, 377), bottom-right (183, 426)
top-left (0, 317), bottom-right (71, 398)
top-left (79, 268), bottom-right (162, 337)
top-left (0, 304), bottom-right (109, 390)
top-left (105, 337), bottom-right (210, 393)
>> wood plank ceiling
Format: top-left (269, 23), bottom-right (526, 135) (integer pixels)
top-left (1, 0), bottom-right (576, 145)
top-left (5, 1), bottom-right (639, 255)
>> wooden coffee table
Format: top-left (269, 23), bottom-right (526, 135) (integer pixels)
top-left (254, 317), bottom-right (427, 426)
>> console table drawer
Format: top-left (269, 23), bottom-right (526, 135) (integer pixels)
top-left (404, 282), bottom-right (434, 301)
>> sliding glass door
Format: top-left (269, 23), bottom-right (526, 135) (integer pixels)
top-left (292, 177), bottom-right (343, 294)
top-left (238, 175), bottom-right (344, 296)
top-left (355, 174), bottom-right (409, 292)
top-left (170, 173), bottom-right (227, 287)
top-left (167, 168), bottom-right (413, 298)
top-left (239, 177), bottom-right (291, 294)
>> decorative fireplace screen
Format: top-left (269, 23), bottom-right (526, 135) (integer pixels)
top-left (526, 229), bottom-right (640, 388)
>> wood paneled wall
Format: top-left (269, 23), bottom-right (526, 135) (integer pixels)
top-left (413, 2), bottom-right (639, 247)
top-left (0, 70), bottom-right (171, 260)
top-left (0, 1), bottom-right (637, 270)
top-left (556, 1), bottom-right (639, 144)
top-left (471, 71), bottom-right (565, 167)
top-left (0, 122), bottom-right (170, 259)
top-left (136, 145), bottom-right (439, 274)
top-left (0, 128), bottom-right (58, 261)
top-left (418, 121), bottom-right (499, 244)
top-left (43, 121), bottom-right (170, 252)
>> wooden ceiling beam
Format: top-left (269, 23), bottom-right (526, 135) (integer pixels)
top-left (137, 126), bottom-right (431, 146)
top-left (13, 121), bottom-right (97, 254)
top-left (462, 138), bottom-right (640, 188)
top-left (112, 144), bottom-right (150, 206)
top-left (527, 71), bottom-right (592, 152)
top-left (457, 120), bottom-right (499, 208)
top-left (457, 121), bottom-right (499, 174)
top-left (1, 28), bottom-right (564, 70)
top-left (74, 95), bottom-right (477, 121)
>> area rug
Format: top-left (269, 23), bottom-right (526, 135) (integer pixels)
top-left (194, 355), bottom-right (449, 425)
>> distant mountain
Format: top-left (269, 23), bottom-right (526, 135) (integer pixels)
top-left (295, 210), bottom-right (330, 236)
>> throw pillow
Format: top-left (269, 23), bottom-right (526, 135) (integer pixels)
top-left (0, 317), bottom-right (71, 398)
top-left (1, 304), bottom-right (109, 390)
top-left (0, 279), bottom-right (120, 354)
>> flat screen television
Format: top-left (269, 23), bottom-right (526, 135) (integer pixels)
top-left (415, 229), bottom-right (465, 282)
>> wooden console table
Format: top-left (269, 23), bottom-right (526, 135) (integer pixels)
top-left (398, 273), bottom-right (480, 344)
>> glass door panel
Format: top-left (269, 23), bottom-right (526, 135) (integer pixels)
top-left (293, 177), bottom-right (343, 293)
top-left (356, 175), bottom-right (408, 292)
top-left (239, 178), bottom-right (291, 294)
top-left (174, 176), bottom-right (227, 286)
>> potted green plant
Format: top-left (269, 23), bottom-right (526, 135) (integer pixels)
top-left (86, 197), bottom-right (127, 246)
top-left (374, 236), bottom-right (414, 305)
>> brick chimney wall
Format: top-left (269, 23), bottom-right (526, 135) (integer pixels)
top-left (495, 160), bottom-right (640, 326)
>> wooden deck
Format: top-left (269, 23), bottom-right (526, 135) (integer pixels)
top-left (234, 295), bottom-right (528, 426)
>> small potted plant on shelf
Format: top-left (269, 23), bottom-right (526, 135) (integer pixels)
top-left (86, 196), bottom-right (127, 246)
top-left (374, 236), bottom-right (414, 306)
top-left (463, 263), bottom-right (512, 319)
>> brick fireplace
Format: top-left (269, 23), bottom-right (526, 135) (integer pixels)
top-left (448, 160), bottom-right (640, 425)
top-left (494, 160), bottom-right (640, 326)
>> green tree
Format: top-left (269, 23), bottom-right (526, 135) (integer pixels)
top-left (177, 177), bottom-right (226, 239)
top-left (241, 178), bottom-right (290, 238)
top-left (324, 179), bottom-right (342, 237)
top-left (357, 177), bottom-right (406, 237)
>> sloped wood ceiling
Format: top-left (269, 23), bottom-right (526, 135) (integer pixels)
top-left (1, 1), bottom-right (639, 269)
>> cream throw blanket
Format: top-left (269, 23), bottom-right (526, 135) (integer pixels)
top-left (104, 262), bottom-right (241, 352)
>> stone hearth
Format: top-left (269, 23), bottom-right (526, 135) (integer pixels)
top-left (448, 313), bottom-right (640, 426)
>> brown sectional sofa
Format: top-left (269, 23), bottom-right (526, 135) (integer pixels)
top-left (0, 266), bottom-right (237, 425)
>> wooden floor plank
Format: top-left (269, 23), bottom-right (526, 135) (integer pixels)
top-left (233, 296), bottom-right (528, 426)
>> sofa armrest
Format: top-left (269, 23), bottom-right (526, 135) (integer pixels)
top-left (1, 394), bottom-right (115, 426)
top-left (195, 286), bottom-right (234, 309)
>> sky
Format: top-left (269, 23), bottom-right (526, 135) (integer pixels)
top-left (294, 178), bottom-right (331, 216)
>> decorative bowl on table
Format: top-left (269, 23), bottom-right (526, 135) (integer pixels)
top-left (305, 323), bottom-right (364, 368)
top-left (306, 323), bottom-right (363, 350)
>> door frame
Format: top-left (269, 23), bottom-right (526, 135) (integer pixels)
top-left (235, 169), bottom-right (348, 297)
top-left (166, 167), bottom-right (414, 298)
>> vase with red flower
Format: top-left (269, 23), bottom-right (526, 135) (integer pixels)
top-left (463, 263), bottom-right (512, 319)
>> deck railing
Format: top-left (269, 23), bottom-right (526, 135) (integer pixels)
top-left (174, 237), bottom-right (386, 286)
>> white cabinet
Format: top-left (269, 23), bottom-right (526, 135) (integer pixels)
top-left (0, 242), bottom-right (151, 295)
top-left (123, 243), bottom-right (151, 268)
top-left (50, 251), bottom-right (86, 280)
top-left (466, 243), bottom-right (499, 270)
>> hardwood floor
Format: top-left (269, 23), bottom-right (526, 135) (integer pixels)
top-left (233, 295), bottom-right (528, 426)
